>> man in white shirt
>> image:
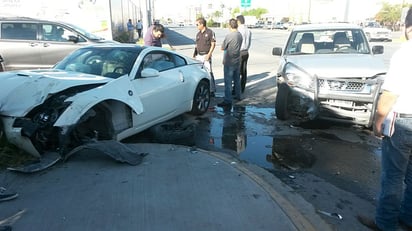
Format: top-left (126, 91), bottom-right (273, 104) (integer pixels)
top-left (358, 7), bottom-right (412, 231)
top-left (236, 15), bottom-right (252, 93)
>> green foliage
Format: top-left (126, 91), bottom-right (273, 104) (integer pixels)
top-left (113, 31), bottom-right (130, 43)
top-left (207, 19), bottom-right (221, 28)
top-left (232, 7), bottom-right (268, 19)
top-left (375, 3), bottom-right (402, 24)
top-left (212, 10), bottom-right (222, 20)
top-left (196, 13), bottom-right (204, 19)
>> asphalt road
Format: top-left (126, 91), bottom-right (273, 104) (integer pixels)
top-left (160, 25), bottom-right (404, 231)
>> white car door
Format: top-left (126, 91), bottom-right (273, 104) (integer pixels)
top-left (131, 52), bottom-right (190, 127)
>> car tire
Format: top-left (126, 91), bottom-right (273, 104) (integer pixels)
top-left (190, 80), bottom-right (210, 115)
top-left (275, 83), bottom-right (291, 120)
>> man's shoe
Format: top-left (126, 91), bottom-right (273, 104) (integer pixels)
top-left (357, 215), bottom-right (382, 231)
top-left (217, 101), bottom-right (232, 107)
top-left (0, 192), bottom-right (18, 202)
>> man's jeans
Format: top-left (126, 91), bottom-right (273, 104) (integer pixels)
top-left (376, 117), bottom-right (412, 231)
top-left (223, 65), bottom-right (240, 104)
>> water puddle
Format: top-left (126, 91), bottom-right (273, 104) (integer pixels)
top-left (126, 105), bottom-right (317, 170)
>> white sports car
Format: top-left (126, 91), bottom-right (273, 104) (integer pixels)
top-left (0, 44), bottom-right (211, 159)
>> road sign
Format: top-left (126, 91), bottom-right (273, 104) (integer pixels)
top-left (241, 0), bottom-right (251, 8)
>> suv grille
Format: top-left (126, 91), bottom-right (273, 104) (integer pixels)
top-left (318, 79), bottom-right (366, 92)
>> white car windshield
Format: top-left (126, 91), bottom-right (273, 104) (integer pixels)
top-left (54, 47), bottom-right (142, 78)
top-left (285, 29), bottom-right (370, 55)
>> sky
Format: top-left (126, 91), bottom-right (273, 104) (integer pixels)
top-left (154, 0), bottom-right (410, 23)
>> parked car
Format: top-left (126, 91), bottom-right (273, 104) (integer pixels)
top-left (272, 23), bottom-right (387, 127)
top-left (274, 22), bottom-right (287, 30)
top-left (0, 16), bottom-right (116, 72)
top-left (255, 20), bottom-right (264, 28)
top-left (0, 44), bottom-right (211, 158)
top-left (362, 21), bottom-right (392, 42)
top-left (264, 21), bottom-right (274, 30)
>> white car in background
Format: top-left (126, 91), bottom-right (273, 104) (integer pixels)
top-left (363, 21), bottom-right (392, 42)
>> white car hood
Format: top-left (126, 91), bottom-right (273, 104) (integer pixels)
top-left (286, 54), bottom-right (387, 78)
top-left (0, 69), bottom-right (111, 116)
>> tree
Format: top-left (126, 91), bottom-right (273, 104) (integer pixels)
top-left (375, 3), bottom-right (401, 25)
top-left (211, 10), bottom-right (222, 21)
top-left (232, 7), bottom-right (268, 19)
top-left (374, 2), bottom-right (412, 30)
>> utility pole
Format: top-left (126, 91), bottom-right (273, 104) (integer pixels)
top-left (344, 0), bottom-right (350, 22)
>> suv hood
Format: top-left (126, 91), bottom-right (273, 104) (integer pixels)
top-left (0, 69), bottom-right (111, 116)
top-left (286, 54), bottom-right (387, 77)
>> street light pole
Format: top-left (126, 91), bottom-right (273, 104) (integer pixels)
top-left (221, 3), bottom-right (225, 28)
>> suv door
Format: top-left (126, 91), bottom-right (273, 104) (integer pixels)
top-left (39, 23), bottom-right (85, 67)
top-left (0, 22), bottom-right (42, 71)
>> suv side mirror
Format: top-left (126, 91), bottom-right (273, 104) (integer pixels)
top-left (68, 35), bottom-right (79, 43)
top-left (272, 47), bottom-right (282, 56)
top-left (372, 45), bottom-right (384, 54)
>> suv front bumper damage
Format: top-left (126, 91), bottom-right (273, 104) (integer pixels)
top-left (291, 76), bottom-right (383, 127)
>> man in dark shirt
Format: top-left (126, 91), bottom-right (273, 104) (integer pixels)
top-left (193, 18), bottom-right (216, 96)
top-left (144, 24), bottom-right (165, 47)
top-left (218, 18), bottom-right (242, 108)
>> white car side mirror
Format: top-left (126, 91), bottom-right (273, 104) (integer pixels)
top-left (141, 68), bottom-right (160, 78)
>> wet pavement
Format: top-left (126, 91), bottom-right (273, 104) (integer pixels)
top-left (0, 143), bottom-right (332, 230)
top-left (128, 102), bottom-right (381, 202)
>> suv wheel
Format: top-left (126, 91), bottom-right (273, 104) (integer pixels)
top-left (275, 83), bottom-right (291, 120)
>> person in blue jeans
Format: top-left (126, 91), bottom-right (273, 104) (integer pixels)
top-left (218, 18), bottom-right (242, 108)
top-left (357, 7), bottom-right (412, 231)
top-left (127, 19), bottom-right (135, 43)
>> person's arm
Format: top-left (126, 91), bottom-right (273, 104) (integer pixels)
top-left (143, 28), bottom-right (152, 46)
top-left (205, 41), bottom-right (215, 61)
top-left (246, 30), bottom-right (252, 50)
top-left (205, 31), bottom-right (216, 61)
top-left (373, 90), bottom-right (398, 137)
top-left (193, 47), bottom-right (198, 58)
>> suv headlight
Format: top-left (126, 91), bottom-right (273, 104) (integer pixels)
top-left (284, 63), bottom-right (314, 90)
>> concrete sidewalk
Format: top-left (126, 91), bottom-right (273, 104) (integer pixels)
top-left (0, 143), bottom-right (332, 230)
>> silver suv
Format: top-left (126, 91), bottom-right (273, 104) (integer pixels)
top-left (272, 23), bottom-right (387, 127)
top-left (0, 17), bottom-right (115, 72)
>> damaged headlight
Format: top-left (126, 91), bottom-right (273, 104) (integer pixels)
top-left (284, 63), bottom-right (315, 90)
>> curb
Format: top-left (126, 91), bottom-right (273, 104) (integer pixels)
top-left (201, 147), bottom-right (333, 231)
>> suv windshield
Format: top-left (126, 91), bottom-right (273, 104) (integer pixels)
top-left (285, 29), bottom-right (370, 55)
